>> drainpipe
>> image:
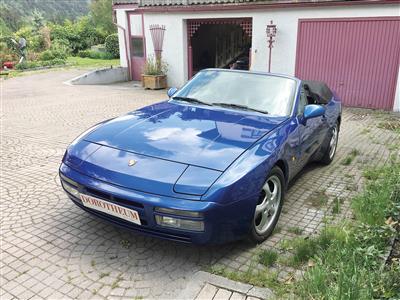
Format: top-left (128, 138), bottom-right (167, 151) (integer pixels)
top-left (113, 10), bottom-right (131, 80)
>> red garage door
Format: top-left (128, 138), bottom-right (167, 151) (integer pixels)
top-left (295, 17), bottom-right (400, 110)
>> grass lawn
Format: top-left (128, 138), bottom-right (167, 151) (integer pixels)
top-left (66, 56), bottom-right (120, 68)
top-left (2, 57), bottom-right (121, 79)
top-left (211, 158), bottom-right (400, 299)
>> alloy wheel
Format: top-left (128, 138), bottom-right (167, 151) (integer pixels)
top-left (254, 175), bottom-right (282, 235)
top-left (329, 126), bottom-right (338, 159)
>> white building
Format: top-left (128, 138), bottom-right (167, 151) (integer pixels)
top-left (113, 0), bottom-right (400, 111)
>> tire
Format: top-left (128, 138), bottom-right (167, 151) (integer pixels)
top-left (249, 166), bottom-right (285, 243)
top-left (320, 122), bottom-right (339, 165)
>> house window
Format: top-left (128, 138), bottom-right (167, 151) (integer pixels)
top-left (130, 15), bottom-right (143, 36)
top-left (131, 37), bottom-right (144, 57)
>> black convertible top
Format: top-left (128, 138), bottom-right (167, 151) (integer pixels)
top-left (302, 80), bottom-right (333, 104)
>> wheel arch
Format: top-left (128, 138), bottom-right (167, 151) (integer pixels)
top-left (274, 159), bottom-right (289, 186)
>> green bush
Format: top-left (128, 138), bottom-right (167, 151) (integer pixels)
top-left (0, 36), bottom-right (17, 51)
top-left (0, 40), bottom-right (17, 65)
top-left (40, 49), bottom-right (67, 61)
top-left (105, 33), bottom-right (119, 58)
top-left (51, 39), bottom-right (71, 54)
top-left (48, 17), bottom-right (105, 54)
top-left (15, 61), bottom-right (39, 70)
top-left (42, 58), bottom-right (66, 66)
top-left (77, 50), bottom-right (113, 60)
top-left (15, 58), bottom-right (66, 70)
top-left (14, 25), bottom-right (46, 52)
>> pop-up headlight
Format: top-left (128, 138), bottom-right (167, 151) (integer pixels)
top-left (174, 166), bottom-right (221, 196)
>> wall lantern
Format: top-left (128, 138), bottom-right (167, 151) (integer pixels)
top-left (266, 20), bottom-right (277, 73)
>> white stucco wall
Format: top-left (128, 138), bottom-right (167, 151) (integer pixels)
top-left (115, 4), bottom-right (400, 110)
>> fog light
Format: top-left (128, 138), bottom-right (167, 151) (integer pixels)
top-left (155, 215), bottom-right (204, 231)
top-left (155, 207), bottom-right (202, 218)
top-left (61, 181), bottom-right (80, 199)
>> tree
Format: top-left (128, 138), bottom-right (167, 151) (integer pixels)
top-left (89, 0), bottom-right (115, 36)
top-left (0, 17), bottom-right (12, 36)
top-left (0, 4), bottom-right (23, 32)
top-left (32, 9), bottom-right (44, 32)
top-left (0, 1), bottom-right (90, 33)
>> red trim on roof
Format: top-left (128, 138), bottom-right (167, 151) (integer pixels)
top-left (298, 16), bottom-right (400, 22)
top-left (113, 0), bottom-right (399, 12)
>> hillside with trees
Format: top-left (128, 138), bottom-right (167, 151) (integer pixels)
top-left (0, 0), bottom-right (90, 34)
top-left (0, 0), bottom-right (119, 72)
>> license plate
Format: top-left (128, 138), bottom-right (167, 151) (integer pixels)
top-left (80, 194), bottom-right (141, 225)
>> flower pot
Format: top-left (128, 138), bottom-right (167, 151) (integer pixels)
top-left (141, 74), bottom-right (167, 90)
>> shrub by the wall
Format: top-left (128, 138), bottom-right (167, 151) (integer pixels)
top-left (77, 49), bottom-right (113, 59)
top-left (40, 49), bottom-right (67, 61)
top-left (15, 61), bottom-right (39, 70)
top-left (104, 34), bottom-right (119, 58)
top-left (15, 58), bottom-right (66, 70)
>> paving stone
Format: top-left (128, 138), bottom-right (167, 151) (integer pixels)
top-left (213, 288), bottom-right (232, 300)
top-left (246, 296), bottom-right (260, 300)
top-left (230, 291), bottom-right (246, 300)
top-left (2, 70), bottom-right (399, 299)
top-left (195, 283), bottom-right (218, 299)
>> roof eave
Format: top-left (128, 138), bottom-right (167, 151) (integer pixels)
top-left (113, 0), bottom-right (400, 11)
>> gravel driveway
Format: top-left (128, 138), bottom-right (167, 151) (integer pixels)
top-left (1, 70), bottom-right (399, 299)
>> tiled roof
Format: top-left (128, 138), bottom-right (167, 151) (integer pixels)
top-left (113, 0), bottom-right (345, 7)
top-left (113, 0), bottom-right (138, 4)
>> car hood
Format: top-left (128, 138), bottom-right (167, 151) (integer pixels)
top-left (84, 101), bottom-right (287, 171)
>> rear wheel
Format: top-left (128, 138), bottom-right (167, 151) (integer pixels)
top-left (249, 166), bottom-right (285, 243)
top-left (320, 122), bottom-right (339, 165)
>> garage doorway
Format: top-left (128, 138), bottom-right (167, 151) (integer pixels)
top-left (187, 18), bottom-right (252, 78)
top-left (295, 17), bottom-right (400, 110)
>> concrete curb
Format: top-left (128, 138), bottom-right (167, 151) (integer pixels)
top-left (64, 66), bottom-right (128, 85)
top-left (178, 271), bottom-right (274, 300)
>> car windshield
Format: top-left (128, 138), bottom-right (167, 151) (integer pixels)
top-left (172, 70), bottom-right (297, 116)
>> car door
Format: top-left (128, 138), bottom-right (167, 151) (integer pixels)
top-left (286, 86), bottom-right (310, 180)
top-left (296, 85), bottom-right (326, 166)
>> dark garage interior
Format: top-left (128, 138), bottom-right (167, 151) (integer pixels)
top-left (190, 23), bottom-right (251, 73)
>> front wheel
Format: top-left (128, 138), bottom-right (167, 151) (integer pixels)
top-left (249, 166), bottom-right (285, 243)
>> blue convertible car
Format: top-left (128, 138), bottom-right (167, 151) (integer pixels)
top-left (60, 69), bottom-right (341, 244)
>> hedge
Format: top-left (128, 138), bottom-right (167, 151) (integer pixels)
top-left (77, 50), bottom-right (114, 60)
top-left (105, 34), bottom-right (119, 58)
top-left (15, 58), bottom-right (66, 70)
top-left (40, 49), bottom-right (67, 61)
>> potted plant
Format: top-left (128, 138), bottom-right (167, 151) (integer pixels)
top-left (142, 55), bottom-right (167, 90)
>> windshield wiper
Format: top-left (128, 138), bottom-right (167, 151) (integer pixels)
top-left (211, 102), bottom-right (268, 114)
top-left (172, 96), bottom-right (212, 106)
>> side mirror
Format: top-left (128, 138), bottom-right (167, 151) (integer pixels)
top-left (303, 104), bottom-right (325, 121)
top-left (167, 87), bottom-right (178, 98)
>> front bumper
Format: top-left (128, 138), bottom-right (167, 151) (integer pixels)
top-left (59, 163), bottom-right (255, 244)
